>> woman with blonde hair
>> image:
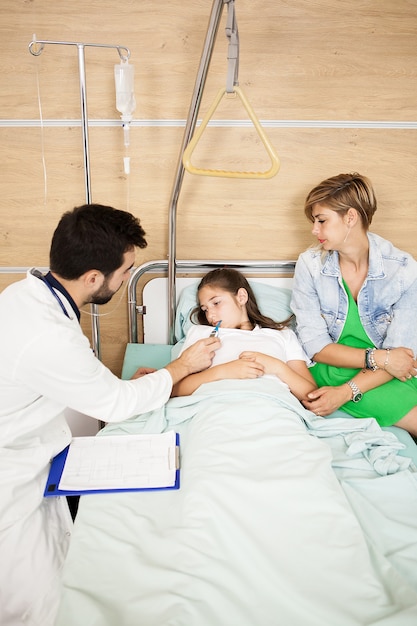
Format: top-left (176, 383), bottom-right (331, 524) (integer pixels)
top-left (291, 172), bottom-right (417, 435)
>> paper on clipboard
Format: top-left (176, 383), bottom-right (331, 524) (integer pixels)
top-left (57, 431), bottom-right (178, 491)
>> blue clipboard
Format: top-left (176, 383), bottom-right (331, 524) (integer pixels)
top-left (44, 433), bottom-right (180, 496)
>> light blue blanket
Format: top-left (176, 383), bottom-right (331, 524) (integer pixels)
top-left (104, 378), bottom-right (414, 477)
top-left (58, 378), bottom-right (417, 626)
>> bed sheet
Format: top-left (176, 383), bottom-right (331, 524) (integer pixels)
top-left (56, 378), bottom-right (417, 626)
top-left (121, 343), bottom-right (417, 465)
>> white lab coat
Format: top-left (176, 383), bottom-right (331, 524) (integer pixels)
top-left (0, 270), bottom-right (173, 625)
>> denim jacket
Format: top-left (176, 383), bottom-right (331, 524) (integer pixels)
top-left (290, 232), bottom-right (417, 359)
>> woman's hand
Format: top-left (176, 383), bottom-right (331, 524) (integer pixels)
top-left (375, 347), bottom-right (417, 381)
top-left (302, 384), bottom-right (351, 416)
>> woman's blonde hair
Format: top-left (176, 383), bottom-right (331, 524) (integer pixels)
top-left (304, 172), bottom-right (377, 228)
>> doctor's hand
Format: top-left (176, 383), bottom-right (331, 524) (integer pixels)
top-left (302, 384), bottom-right (351, 416)
top-left (165, 337), bottom-right (221, 384)
top-left (130, 367), bottom-right (157, 379)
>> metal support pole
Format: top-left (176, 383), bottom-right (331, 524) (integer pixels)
top-left (76, 44), bottom-right (101, 356)
top-left (167, 0), bottom-right (225, 343)
top-left (77, 44), bottom-right (92, 204)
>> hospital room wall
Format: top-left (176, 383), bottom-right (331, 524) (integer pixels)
top-left (1, 0), bottom-right (416, 377)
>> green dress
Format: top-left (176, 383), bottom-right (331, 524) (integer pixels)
top-left (311, 282), bottom-right (417, 427)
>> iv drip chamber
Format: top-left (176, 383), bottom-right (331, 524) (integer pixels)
top-left (114, 62), bottom-right (136, 119)
top-left (114, 61), bottom-right (135, 173)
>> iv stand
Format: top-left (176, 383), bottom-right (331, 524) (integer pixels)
top-left (28, 38), bottom-right (131, 359)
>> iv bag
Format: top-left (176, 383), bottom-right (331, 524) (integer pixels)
top-left (114, 62), bottom-right (136, 119)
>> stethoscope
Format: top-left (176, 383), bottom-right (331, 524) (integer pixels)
top-left (31, 269), bottom-right (72, 319)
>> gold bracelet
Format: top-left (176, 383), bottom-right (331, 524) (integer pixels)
top-left (383, 348), bottom-right (390, 370)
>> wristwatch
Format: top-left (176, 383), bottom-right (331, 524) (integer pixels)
top-left (346, 380), bottom-right (363, 403)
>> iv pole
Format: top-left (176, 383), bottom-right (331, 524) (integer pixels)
top-left (28, 38), bottom-right (131, 359)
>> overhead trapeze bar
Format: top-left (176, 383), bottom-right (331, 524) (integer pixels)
top-left (182, 86), bottom-right (281, 179)
top-left (166, 0), bottom-right (280, 342)
top-left (181, 0), bottom-right (280, 180)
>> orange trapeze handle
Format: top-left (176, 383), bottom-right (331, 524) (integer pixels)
top-left (182, 86), bottom-right (280, 180)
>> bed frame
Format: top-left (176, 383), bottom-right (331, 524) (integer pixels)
top-left (127, 259), bottom-right (296, 345)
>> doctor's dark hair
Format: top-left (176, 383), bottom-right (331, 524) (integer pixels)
top-left (192, 268), bottom-right (292, 330)
top-left (49, 204), bottom-right (147, 279)
top-left (304, 172), bottom-right (377, 228)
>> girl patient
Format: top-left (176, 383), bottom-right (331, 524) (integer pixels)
top-left (172, 268), bottom-right (316, 401)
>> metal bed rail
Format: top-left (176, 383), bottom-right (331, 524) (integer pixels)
top-left (128, 259), bottom-right (296, 343)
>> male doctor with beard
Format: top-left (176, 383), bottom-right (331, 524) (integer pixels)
top-left (0, 203), bottom-right (219, 626)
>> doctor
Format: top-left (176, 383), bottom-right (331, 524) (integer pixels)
top-left (0, 203), bottom-right (220, 626)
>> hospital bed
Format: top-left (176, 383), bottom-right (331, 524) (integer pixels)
top-left (123, 258), bottom-right (417, 456)
top-left (56, 259), bottom-right (417, 626)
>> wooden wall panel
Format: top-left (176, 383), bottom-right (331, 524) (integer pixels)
top-left (177, 127), bottom-right (417, 259)
top-left (2, 124), bottom-right (416, 266)
top-left (1, 0), bottom-right (416, 377)
top-left (1, 0), bottom-right (415, 120)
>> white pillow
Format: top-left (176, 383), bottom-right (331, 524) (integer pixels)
top-left (174, 280), bottom-right (293, 342)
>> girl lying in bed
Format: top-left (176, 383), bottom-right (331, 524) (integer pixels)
top-left (172, 268), bottom-right (316, 401)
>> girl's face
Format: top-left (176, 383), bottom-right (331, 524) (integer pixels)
top-left (311, 203), bottom-right (350, 251)
top-left (198, 285), bottom-right (249, 329)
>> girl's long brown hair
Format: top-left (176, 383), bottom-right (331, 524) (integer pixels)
top-left (191, 268), bottom-right (293, 330)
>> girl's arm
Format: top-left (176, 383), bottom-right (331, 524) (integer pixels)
top-left (171, 358), bottom-right (265, 397)
top-left (239, 351), bottom-right (316, 401)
